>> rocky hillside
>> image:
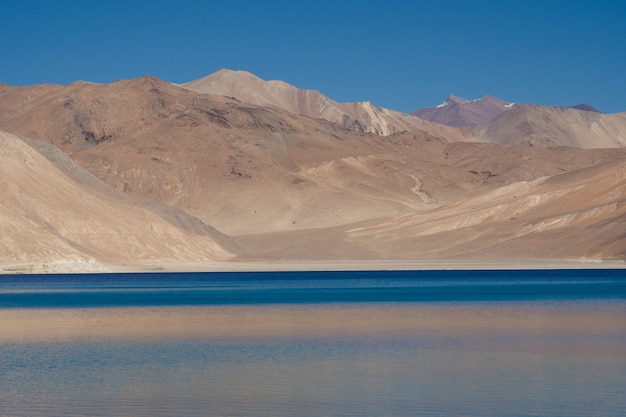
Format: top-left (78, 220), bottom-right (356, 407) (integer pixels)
top-left (0, 129), bottom-right (236, 272)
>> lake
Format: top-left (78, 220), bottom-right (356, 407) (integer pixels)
top-left (1, 269), bottom-right (625, 416)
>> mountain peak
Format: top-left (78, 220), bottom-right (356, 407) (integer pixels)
top-left (113, 75), bottom-right (172, 90)
top-left (447, 94), bottom-right (470, 105)
top-left (412, 94), bottom-right (514, 127)
top-left (437, 94), bottom-right (469, 108)
top-left (213, 68), bottom-right (256, 78)
top-left (568, 104), bottom-right (602, 113)
top-left (183, 69), bottom-right (263, 89)
top-left (181, 69), bottom-right (450, 137)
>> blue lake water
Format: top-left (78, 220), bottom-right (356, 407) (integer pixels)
top-left (2, 269), bottom-right (626, 308)
top-left (1, 269), bottom-right (625, 416)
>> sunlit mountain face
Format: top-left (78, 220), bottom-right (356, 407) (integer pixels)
top-left (1, 72), bottom-right (626, 272)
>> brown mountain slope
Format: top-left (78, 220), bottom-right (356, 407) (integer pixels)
top-left (344, 156), bottom-right (626, 261)
top-left (2, 76), bottom-right (626, 266)
top-left (0, 76), bottom-right (463, 234)
top-left (236, 145), bottom-right (626, 262)
top-left (0, 130), bottom-right (235, 272)
top-left (471, 104), bottom-right (626, 148)
top-left (3, 76), bottom-right (623, 238)
top-left (181, 69), bottom-right (467, 141)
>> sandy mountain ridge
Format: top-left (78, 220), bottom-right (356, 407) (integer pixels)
top-left (182, 69), bottom-right (467, 141)
top-left (1, 73), bottom-right (626, 271)
top-left (182, 69), bottom-right (626, 149)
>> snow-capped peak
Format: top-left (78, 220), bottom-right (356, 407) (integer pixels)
top-left (436, 94), bottom-right (470, 108)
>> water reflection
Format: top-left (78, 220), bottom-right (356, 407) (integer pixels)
top-left (1, 301), bottom-right (626, 416)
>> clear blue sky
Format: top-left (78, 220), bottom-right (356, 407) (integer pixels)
top-left (1, 0), bottom-right (625, 113)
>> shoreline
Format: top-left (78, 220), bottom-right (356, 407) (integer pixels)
top-left (2, 258), bottom-right (625, 275)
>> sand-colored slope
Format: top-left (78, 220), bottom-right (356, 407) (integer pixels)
top-left (346, 157), bottom-right (626, 260)
top-left (233, 142), bottom-right (626, 261)
top-left (0, 130), bottom-right (235, 272)
top-left (182, 69), bottom-right (467, 141)
top-left (471, 105), bottom-right (626, 148)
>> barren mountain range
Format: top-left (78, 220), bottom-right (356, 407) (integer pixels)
top-left (182, 69), bottom-right (466, 141)
top-left (410, 94), bottom-right (605, 128)
top-left (1, 70), bottom-right (625, 272)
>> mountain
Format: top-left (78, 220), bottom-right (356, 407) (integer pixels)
top-left (0, 76), bottom-right (435, 235)
top-left (0, 129), bottom-right (236, 273)
top-left (181, 69), bottom-right (466, 141)
top-left (411, 94), bottom-right (514, 127)
top-left (471, 104), bottom-right (626, 148)
top-left (2, 74), bottom-right (626, 270)
top-left (346, 156), bottom-right (626, 261)
top-left (568, 104), bottom-right (602, 113)
top-left (3, 76), bottom-right (622, 235)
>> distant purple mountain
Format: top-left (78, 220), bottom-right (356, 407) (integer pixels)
top-left (568, 104), bottom-right (602, 113)
top-left (411, 94), bottom-right (515, 127)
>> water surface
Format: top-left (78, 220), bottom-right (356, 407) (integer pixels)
top-left (1, 269), bottom-right (625, 416)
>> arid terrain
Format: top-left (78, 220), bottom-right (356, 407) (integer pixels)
top-left (1, 69), bottom-right (626, 272)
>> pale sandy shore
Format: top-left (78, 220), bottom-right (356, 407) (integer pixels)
top-left (107, 258), bottom-right (626, 274)
top-left (2, 258), bottom-right (625, 274)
